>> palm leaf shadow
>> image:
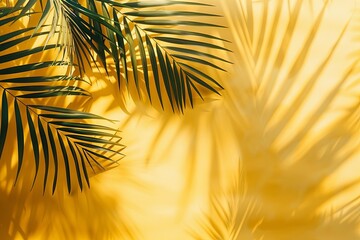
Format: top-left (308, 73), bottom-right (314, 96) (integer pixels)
top-left (190, 0), bottom-right (360, 239)
top-left (0, 166), bottom-right (139, 239)
top-left (118, 0), bottom-right (360, 238)
top-left (190, 161), bottom-right (263, 240)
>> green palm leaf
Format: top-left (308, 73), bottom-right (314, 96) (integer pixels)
top-left (105, 1), bottom-right (229, 111)
top-left (0, 0), bottom-right (229, 193)
top-left (0, 10), bottom-right (123, 194)
top-left (4, 0), bottom-right (230, 111)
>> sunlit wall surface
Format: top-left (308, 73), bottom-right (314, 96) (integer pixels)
top-left (1, 0), bottom-right (360, 239)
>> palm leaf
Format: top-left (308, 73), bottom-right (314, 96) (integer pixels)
top-left (4, 0), bottom-right (230, 111)
top-left (107, 1), bottom-right (229, 111)
top-left (0, 9), bottom-right (124, 194)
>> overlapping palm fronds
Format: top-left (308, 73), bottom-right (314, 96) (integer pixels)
top-left (0, 8), bottom-right (124, 194)
top-left (1, 0), bottom-right (229, 192)
top-left (0, 0), bottom-right (230, 192)
top-left (4, 0), bottom-right (230, 111)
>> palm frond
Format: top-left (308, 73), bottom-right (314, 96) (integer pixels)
top-left (4, 0), bottom-right (230, 111)
top-left (108, 1), bottom-right (230, 111)
top-left (0, 9), bottom-right (124, 194)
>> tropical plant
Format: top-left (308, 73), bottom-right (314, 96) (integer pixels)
top-left (1, 0), bottom-right (360, 239)
top-left (0, 0), bottom-right (229, 193)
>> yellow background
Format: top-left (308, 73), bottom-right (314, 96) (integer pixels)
top-left (1, 0), bottom-right (360, 239)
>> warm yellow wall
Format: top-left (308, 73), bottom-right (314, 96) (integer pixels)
top-left (1, 0), bottom-right (360, 239)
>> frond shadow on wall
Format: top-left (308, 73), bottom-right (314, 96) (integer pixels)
top-left (193, 0), bottom-right (360, 239)
top-left (117, 0), bottom-right (360, 239)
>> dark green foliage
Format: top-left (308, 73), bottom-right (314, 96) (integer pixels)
top-left (0, 0), bottom-right (228, 192)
